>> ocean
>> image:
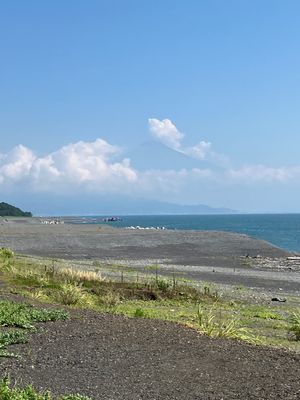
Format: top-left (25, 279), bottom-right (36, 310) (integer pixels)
top-left (74, 214), bottom-right (300, 253)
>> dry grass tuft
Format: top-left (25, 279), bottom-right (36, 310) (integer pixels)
top-left (57, 268), bottom-right (104, 284)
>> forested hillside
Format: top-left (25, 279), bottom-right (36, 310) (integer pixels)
top-left (0, 202), bottom-right (32, 217)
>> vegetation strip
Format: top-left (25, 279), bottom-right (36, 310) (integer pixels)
top-left (0, 248), bottom-right (299, 350)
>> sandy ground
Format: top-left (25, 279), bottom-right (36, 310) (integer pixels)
top-left (0, 218), bottom-right (299, 295)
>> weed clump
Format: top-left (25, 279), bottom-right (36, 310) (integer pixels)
top-left (56, 268), bottom-right (103, 285)
top-left (134, 307), bottom-right (146, 318)
top-left (96, 290), bottom-right (120, 311)
top-left (0, 330), bottom-right (27, 357)
top-left (288, 312), bottom-right (300, 341)
top-left (0, 247), bottom-right (14, 270)
top-left (0, 300), bottom-right (68, 329)
top-left (0, 378), bottom-right (92, 399)
top-left (197, 304), bottom-right (256, 342)
top-left (0, 300), bottom-right (68, 356)
top-left (154, 279), bottom-right (170, 292)
top-left (53, 284), bottom-right (85, 306)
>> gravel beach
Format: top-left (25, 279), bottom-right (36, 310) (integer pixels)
top-left (0, 218), bottom-right (299, 295)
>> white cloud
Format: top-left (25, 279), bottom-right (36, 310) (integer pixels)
top-left (148, 118), bottom-right (211, 160)
top-left (0, 145), bottom-right (36, 183)
top-left (1, 120), bottom-right (300, 204)
top-left (148, 118), bottom-right (184, 149)
top-left (185, 141), bottom-right (212, 160)
top-left (0, 139), bottom-right (137, 192)
top-left (226, 165), bottom-right (300, 183)
top-left (135, 168), bottom-right (215, 198)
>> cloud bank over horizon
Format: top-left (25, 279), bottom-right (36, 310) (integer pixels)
top-left (0, 119), bottom-right (299, 211)
top-left (0, 139), bottom-right (137, 193)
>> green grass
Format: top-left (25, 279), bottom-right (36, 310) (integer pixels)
top-left (196, 304), bottom-right (257, 341)
top-left (0, 379), bottom-right (92, 400)
top-left (0, 300), bottom-right (68, 328)
top-left (134, 307), bottom-right (146, 318)
top-left (1, 249), bottom-right (300, 351)
top-left (0, 299), bottom-right (68, 356)
top-left (0, 330), bottom-right (27, 357)
top-left (240, 305), bottom-right (284, 321)
top-left (288, 312), bottom-right (300, 341)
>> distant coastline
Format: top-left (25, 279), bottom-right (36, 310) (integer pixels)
top-left (13, 213), bottom-right (300, 253)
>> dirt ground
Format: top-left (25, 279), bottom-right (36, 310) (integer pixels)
top-left (1, 308), bottom-right (299, 400)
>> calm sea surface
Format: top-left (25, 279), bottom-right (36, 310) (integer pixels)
top-left (77, 214), bottom-right (300, 253)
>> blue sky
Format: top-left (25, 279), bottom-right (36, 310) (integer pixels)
top-left (1, 0), bottom-right (300, 213)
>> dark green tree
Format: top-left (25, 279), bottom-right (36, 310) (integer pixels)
top-left (0, 202), bottom-right (32, 217)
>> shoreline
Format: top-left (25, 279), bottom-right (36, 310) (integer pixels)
top-left (2, 214), bottom-right (300, 254)
top-left (1, 218), bottom-right (299, 296)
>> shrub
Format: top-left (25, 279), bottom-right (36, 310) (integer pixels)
top-left (155, 278), bottom-right (170, 292)
top-left (288, 312), bottom-right (300, 341)
top-left (0, 248), bottom-right (14, 271)
top-left (97, 290), bottom-right (120, 310)
top-left (54, 284), bottom-right (85, 306)
top-left (0, 248), bottom-right (14, 260)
